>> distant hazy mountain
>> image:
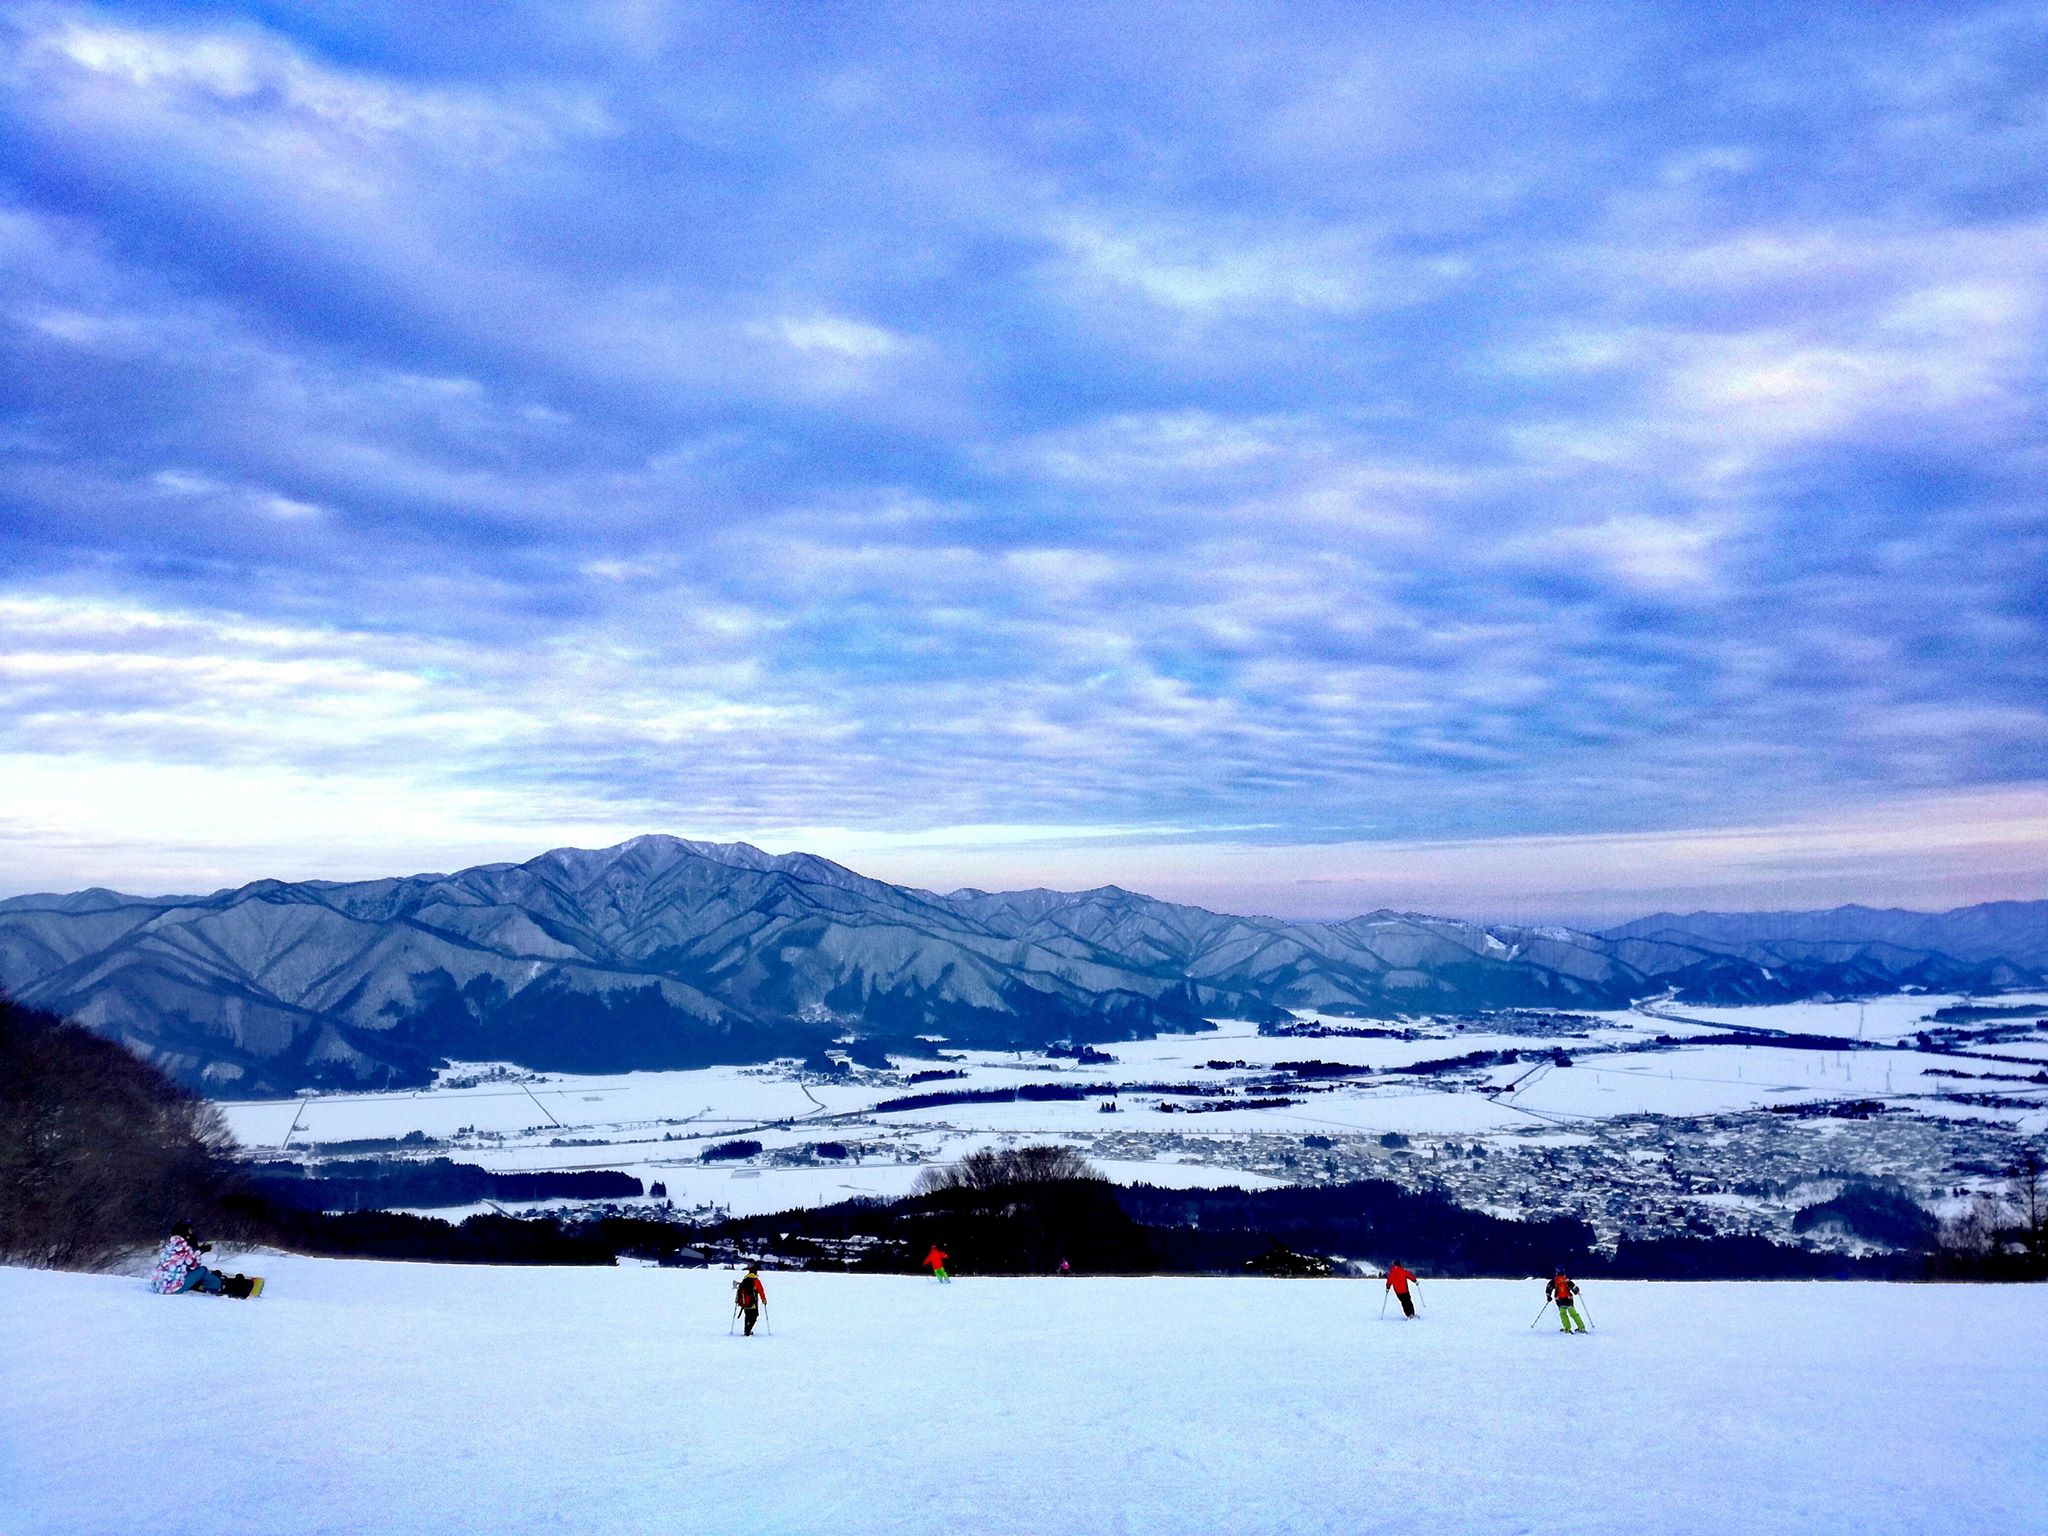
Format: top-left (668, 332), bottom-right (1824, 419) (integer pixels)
top-left (1602, 903), bottom-right (2048, 970)
top-left (1, 836), bottom-right (2039, 1094)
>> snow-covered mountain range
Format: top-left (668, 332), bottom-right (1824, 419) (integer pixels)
top-left (1, 835), bottom-right (2040, 1093)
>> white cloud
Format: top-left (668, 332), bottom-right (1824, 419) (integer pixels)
top-left (30, 13), bottom-right (583, 166)
top-left (1048, 213), bottom-right (1366, 314)
top-left (773, 314), bottom-right (903, 359)
top-left (1507, 513), bottom-right (1734, 593)
top-left (1042, 787), bottom-right (2048, 923)
top-left (21, 304), bottom-right (147, 352)
top-left (1519, 218), bottom-right (2048, 475)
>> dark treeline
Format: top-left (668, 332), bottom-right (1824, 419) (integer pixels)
top-left (1681, 1032), bottom-right (1867, 1052)
top-left (259, 1207), bottom-right (615, 1265)
top-left (687, 1171), bottom-right (1925, 1280)
top-left (246, 1157), bottom-right (642, 1212)
top-left (871, 1079), bottom-right (1263, 1114)
top-left (870, 1082), bottom-right (1101, 1113)
top-left (1119, 1181), bottom-right (1596, 1276)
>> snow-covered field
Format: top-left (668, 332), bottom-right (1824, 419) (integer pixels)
top-left (208, 995), bottom-right (2048, 1224)
top-left (5, 1256), bottom-right (2045, 1536)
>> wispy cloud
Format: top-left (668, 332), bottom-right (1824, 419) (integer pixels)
top-left (0, 1), bottom-right (2043, 912)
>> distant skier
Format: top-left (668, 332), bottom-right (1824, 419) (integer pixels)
top-left (1384, 1261), bottom-right (1420, 1318)
top-left (151, 1223), bottom-right (259, 1298)
top-left (734, 1265), bottom-right (767, 1336)
top-left (1057, 1259), bottom-right (1071, 1277)
top-left (923, 1245), bottom-right (950, 1283)
top-left (1546, 1269), bottom-right (1586, 1333)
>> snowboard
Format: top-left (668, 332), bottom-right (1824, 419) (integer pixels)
top-left (221, 1273), bottom-right (264, 1299)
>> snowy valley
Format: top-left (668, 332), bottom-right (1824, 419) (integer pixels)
top-left (217, 992), bottom-right (2048, 1260)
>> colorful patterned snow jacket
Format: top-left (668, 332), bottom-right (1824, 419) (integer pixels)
top-left (151, 1234), bottom-right (202, 1294)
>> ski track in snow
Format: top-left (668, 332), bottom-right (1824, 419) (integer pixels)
top-left (5, 1259), bottom-right (2047, 1535)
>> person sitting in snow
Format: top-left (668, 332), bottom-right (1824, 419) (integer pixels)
top-left (734, 1265), bottom-right (767, 1336)
top-left (151, 1223), bottom-right (226, 1296)
top-left (1546, 1269), bottom-right (1587, 1333)
top-left (1384, 1261), bottom-right (1420, 1318)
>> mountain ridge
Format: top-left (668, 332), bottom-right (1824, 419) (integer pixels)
top-left (2, 835), bottom-right (2041, 1094)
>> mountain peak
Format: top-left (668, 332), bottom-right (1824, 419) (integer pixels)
top-left (527, 834), bottom-right (760, 880)
top-left (522, 834), bottom-right (891, 896)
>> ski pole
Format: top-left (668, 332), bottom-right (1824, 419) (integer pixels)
top-left (1379, 1288), bottom-right (1389, 1319)
top-left (1529, 1300), bottom-right (1551, 1329)
top-left (1577, 1296), bottom-right (1593, 1331)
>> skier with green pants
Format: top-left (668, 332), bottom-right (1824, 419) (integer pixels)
top-left (1546, 1269), bottom-right (1587, 1333)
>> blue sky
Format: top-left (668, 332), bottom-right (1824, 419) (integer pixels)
top-left (1, 1), bottom-right (2044, 920)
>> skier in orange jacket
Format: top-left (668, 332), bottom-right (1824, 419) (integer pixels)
top-left (923, 1245), bottom-right (950, 1282)
top-left (1384, 1261), bottom-right (1420, 1318)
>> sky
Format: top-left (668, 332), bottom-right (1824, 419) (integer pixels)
top-left (1, 1), bottom-right (2045, 923)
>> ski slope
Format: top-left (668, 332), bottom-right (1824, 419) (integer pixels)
top-left (6, 1257), bottom-right (2046, 1536)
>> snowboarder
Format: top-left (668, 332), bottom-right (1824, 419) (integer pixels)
top-left (734, 1266), bottom-right (767, 1336)
top-left (1384, 1261), bottom-right (1420, 1318)
top-left (923, 1245), bottom-right (950, 1283)
top-left (151, 1223), bottom-right (260, 1298)
top-left (1546, 1269), bottom-right (1586, 1333)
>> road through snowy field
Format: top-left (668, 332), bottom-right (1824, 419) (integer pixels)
top-left (5, 1260), bottom-right (2045, 1536)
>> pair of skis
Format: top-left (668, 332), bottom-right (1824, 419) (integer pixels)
top-left (1378, 1288), bottom-right (1424, 1319)
top-left (1529, 1298), bottom-right (1593, 1330)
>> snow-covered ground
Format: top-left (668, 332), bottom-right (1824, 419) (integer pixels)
top-left (203, 995), bottom-right (2047, 1234)
top-left (6, 1256), bottom-right (2045, 1536)
top-left (1641, 993), bottom-right (2042, 1042)
top-left (214, 995), bottom-right (2048, 1165)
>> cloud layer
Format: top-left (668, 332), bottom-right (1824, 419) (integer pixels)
top-left (2, 2), bottom-right (2045, 912)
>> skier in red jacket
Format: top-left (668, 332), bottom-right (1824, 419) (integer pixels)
top-left (923, 1245), bottom-right (950, 1282)
top-left (1384, 1261), bottom-right (1420, 1318)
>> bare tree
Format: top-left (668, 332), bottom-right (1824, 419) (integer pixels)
top-left (2008, 1151), bottom-right (2047, 1275)
top-left (916, 1144), bottom-right (1101, 1195)
top-left (1, 995), bottom-right (242, 1270)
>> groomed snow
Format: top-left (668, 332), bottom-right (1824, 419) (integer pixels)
top-left (6, 1257), bottom-right (2045, 1535)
